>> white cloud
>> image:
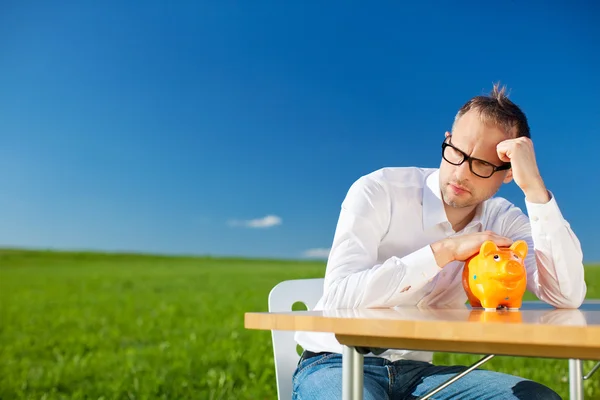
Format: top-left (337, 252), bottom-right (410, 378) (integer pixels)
top-left (303, 248), bottom-right (331, 258)
top-left (228, 214), bottom-right (282, 228)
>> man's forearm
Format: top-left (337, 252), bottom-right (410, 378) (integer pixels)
top-left (322, 245), bottom-right (443, 309)
top-left (508, 193), bottom-right (587, 308)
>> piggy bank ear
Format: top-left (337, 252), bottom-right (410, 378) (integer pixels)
top-left (480, 240), bottom-right (499, 257)
top-left (510, 240), bottom-right (528, 259)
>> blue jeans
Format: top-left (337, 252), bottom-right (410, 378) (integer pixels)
top-left (292, 352), bottom-right (562, 399)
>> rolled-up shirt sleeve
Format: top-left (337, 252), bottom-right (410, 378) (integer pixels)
top-left (321, 176), bottom-right (442, 309)
top-left (501, 191), bottom-right (587, 308)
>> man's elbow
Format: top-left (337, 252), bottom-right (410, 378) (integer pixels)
top-left (544, 284), bottom-right (587, 309)
top-left (554, 296), bottom-right (585, 309)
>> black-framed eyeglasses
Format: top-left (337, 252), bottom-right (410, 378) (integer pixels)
top-left (441, 137), bottom-right (511, 178)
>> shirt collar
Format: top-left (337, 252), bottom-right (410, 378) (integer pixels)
top-left (423, 169), bottom-right (484, 230)
top-left (423, 169), bottom-right (448, 229)
top-left (469, 201), bottom-right (485, 230)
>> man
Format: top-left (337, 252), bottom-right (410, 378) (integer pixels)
top-left (292, 83), bottom-right (587, 399)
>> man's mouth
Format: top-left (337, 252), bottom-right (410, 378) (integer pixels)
top-left (449, 183), bottom-right (470, 194)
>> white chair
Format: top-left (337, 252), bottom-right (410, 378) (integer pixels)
top-left (268, 278), bottom-right (325, 400)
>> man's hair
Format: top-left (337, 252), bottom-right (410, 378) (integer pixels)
top-left (453, 82), bottom-right (530, 138)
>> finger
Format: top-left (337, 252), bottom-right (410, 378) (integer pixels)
top-left (490, 235), bottom-right (513, 246)
top-left (481, 232), bottom-right (513, 245)
top-left (496, 142), bottom-right (512, 162)
top-left (498, 153), bottom-right (510, 163)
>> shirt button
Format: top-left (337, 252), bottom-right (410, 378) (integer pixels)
top-left (532, 216), bottom-right (539, 222)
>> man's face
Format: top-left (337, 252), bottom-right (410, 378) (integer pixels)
top-left (439, 109), bottom-right (513, 209)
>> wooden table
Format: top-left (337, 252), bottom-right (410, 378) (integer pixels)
top-left (245, 300), bottom-right (600, 400)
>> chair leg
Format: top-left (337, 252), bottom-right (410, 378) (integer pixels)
top-left (417, 354), bottom-right (495, 400)
top-left (569, 359), bottom-right (584, 400)
top-left (584, 361), bottom-right (600, 380)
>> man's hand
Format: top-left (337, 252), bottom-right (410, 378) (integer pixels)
top-left (496, 137), bottom-right (550, 203)
top-left (431, 231), bottom-right (513, 268)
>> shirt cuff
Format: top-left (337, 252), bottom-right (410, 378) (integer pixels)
top-left (398, 244), bottom-right (442, 282)
top-left (525, 190), bottom-right (566, 235)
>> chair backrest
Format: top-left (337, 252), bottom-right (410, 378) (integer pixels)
top-left (268, 278), bottom-right (325, 400)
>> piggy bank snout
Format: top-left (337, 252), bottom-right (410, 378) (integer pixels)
top-left (502, 260), bottom-right (525, 278)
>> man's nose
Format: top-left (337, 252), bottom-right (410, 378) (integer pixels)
top-left (455, 161), bottom-right (472, 179)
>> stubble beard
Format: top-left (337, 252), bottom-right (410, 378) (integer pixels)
top-left (441, 186), bottom-right (475, 208)
top-left (441, 182), bottom-right (500, 209)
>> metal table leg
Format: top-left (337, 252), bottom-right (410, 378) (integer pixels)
top-left (569, 359), bottom-right (584, 400)
top-left (342, 345), bottom-right (364, 400)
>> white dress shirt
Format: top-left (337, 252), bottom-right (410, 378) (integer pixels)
top-left (294, 167), bottom-right (587, 362)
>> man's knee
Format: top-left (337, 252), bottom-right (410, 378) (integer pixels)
top-left (470, 369), bottom-right (561, 400)
top-left (414, 367), bottom-right (562, 400)
top-left (512, 380), bottom-right (562, 400)
top-left (468, 370), bottom-right (562, 400)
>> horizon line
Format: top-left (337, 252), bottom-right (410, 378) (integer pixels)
top-left (0, 245), bottom-right (329, 263)
top-left (1, 245), bottom-right (599, 266)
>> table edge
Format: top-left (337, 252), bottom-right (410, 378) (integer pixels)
top-left (244, 310), bottom-right (600, 349)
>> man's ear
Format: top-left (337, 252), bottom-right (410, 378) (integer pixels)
top-left (503, 169), bottom-right (513, 184)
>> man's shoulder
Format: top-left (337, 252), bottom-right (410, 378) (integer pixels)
top-left (483, 196), bottom-right (526, 220)
top-left (343, 166), bottom-right (433, 210)
top-left (358, 166), bottom-right (436, 188)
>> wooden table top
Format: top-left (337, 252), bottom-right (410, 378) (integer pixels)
top-left (245, 301), bottom-right (600, 360)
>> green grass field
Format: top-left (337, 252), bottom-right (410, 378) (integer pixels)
top-left (0, 249), bottom-right (598, 399)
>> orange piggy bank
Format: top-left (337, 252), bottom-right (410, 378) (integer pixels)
top-left (462, 240), bottom-right (528, 311)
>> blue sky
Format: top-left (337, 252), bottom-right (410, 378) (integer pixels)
top-left (1, 2), bottom-right (599, 262)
